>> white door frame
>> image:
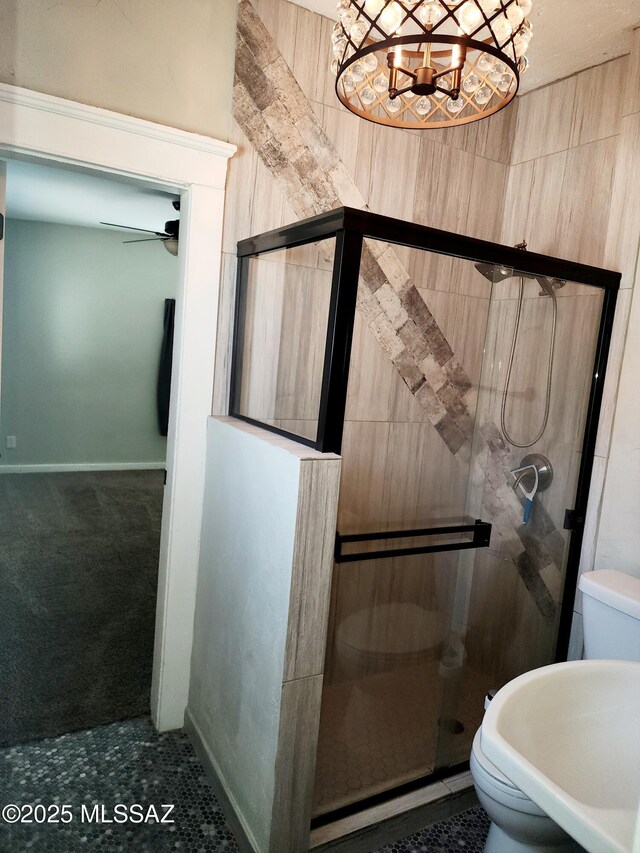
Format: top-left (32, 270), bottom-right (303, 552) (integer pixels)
top-left (0, 83), bottom-right (235, 731)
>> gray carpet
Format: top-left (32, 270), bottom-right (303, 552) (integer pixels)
top-left (0, 470), bottom-right (164, 747)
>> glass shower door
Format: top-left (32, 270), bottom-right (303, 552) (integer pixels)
top-left (312, 246), bottom-right (495, 817)
top-left (313, 245), bottom-right (610, 820)
top-left (432, 269), bottom-right (606, 771)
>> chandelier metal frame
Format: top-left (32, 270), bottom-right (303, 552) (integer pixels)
top-left (333, 0), bottom-right (533, 129)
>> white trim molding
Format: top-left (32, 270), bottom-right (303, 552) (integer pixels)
top-left (0, 83), bottom-right (235, 732)
top-left (0, 462), bottom-right (166, 474)
top-left (0, 83), bottom-right (235, 190)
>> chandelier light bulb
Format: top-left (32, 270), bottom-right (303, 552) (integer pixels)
top-left (458, 1), bottom-right (483, 34)
top-left (378, 1), bottom-right (404, 33)
top-left (364, 0), bottom-right (385, 16)
top-left (418, 0), bottom-right (444, 26)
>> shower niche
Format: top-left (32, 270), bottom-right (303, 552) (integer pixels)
top-left (230, 207), bottom-right (619, 824)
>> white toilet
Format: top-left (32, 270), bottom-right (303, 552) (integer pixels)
top-left (470, 569), bottom-right (640, 853)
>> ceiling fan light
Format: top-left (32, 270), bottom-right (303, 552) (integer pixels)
top-left (163, 239), bottom-right (179, 257)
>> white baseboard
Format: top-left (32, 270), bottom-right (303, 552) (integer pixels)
top-left (183, 708), bottom-right (259, 853)
top-left (0, 462), bottom-right (166, 473)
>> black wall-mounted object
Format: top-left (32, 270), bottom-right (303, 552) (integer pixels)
top-left (157, 298), bottom-right (175, 437)
top-left (231, 206), bottom-right (620, 666)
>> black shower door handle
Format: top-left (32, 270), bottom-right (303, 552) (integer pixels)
top-left (334, 519), bottom-right (492, 563)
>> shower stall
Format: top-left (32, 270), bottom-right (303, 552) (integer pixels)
top-left (229, 207), bottom-right (619, 824)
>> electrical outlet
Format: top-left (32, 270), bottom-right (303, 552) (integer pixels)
top-left (6, 436), bottom-right (16, 449)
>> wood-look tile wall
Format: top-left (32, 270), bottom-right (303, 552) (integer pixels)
top-left (502, 42), bottom-right (640, 654)
top-left (595, 27), bottom-right (640, 592)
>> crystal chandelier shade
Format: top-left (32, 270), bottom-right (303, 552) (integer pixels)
top-left (331, 0), bottom-right (534, 128)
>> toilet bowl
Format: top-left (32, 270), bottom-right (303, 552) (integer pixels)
top-left (471, 569), bottom-right (640, 852)
top-left (470, 730), bottom-right (581, 853)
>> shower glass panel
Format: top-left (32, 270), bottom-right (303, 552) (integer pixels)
top-left (231, 239), bottom-right (335, 443)
top-left (313, 251), bottom-right (609, 819)
top-left (454, 271), bottom-right (605, 703)
top-left (231, 208), bottom-right (619, 822)
top-left (313, 246), bottom-right (494, 816)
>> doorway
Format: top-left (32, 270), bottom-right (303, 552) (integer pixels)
top-left (0, 160), bottom-right (180, 745)
top-left (0, 83), bottom-right (235, 733)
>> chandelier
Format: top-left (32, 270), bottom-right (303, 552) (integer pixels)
top-left (331, 0), bottom-right (534, 128)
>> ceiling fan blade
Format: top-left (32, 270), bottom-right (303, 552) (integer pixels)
top-left (122, 238), bottom-right (165, 244)
top-left (101, 221), bottom-right (165, 236)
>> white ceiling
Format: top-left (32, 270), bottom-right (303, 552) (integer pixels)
top-left (290, 0), bottom-right (640, 93)
top-left (5, 160), bottom-right (178, 234)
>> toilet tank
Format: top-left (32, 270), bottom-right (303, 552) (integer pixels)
top-left (579, 570), bottom-right (640, 661)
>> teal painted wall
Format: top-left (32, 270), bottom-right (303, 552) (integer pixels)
top-left (1, 219), bottom-right (178, 466)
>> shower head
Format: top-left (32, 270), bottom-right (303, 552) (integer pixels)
top-left (475, 239), bottom-right (528, 283)
top-left (474, 262), bottom-right (512, 283)
top-left (474, 261), bottom-right (565, 296)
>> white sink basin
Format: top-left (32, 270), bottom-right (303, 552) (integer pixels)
top-left (481, 660), bottom-right (640, 853)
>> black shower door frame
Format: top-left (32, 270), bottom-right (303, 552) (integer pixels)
top-left (231, 206), bottom-right (620, 664)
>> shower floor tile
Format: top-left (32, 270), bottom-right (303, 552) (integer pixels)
top-left (313, 661), bottom-right (489, 816)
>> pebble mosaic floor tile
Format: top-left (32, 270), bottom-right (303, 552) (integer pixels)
top-left (376, 807), bottom-right (490, 852)
top-left (0, 717), bottom-right (239, 852)
top-left (0, 716), bottom-right (489, 852)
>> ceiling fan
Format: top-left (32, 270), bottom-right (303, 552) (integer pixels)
top-left (101, 200), bottom-right (180, 256)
